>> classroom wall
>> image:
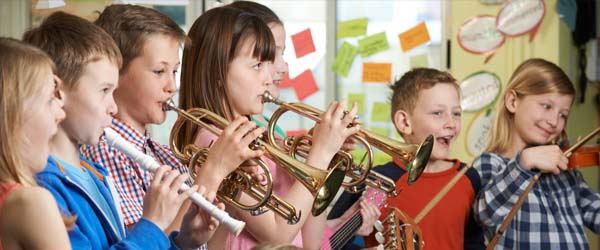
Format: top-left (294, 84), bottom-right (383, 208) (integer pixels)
top-left (449, 0), bottom-right (599, 248)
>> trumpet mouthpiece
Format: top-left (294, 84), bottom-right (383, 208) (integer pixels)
top-left (261, 91), bottom-right (281, 105)
top-left (162, 99), bottom-right (176, 112)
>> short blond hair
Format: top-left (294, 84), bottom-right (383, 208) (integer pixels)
top-left (486, 58), bottom-right (575, 153)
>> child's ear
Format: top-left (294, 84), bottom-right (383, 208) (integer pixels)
top-left (393, 110), bottom-right (412, 135)
top-left (504, 89), bottom-right (518, 113)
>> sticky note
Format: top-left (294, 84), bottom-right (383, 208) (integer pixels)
top-left (409, 54), bottom-right (429, 68)
top-left (331, 42), bottom-right (358, 77)
top-left (347, 93), bottom-right (365, 115)
top-left (399, 22), bottom-right (431, 52)
top-left (373, 152), bottom-right (391, 166)
top-left (358, 32), bottom-right (389, 57)
top-left (338, 17), bottom-right (368, 38)
top-left (291, 28), bottom-right (316, 58)
top-left (291, 69), bottom-right (319, 101)
top-left (369, 127), bottom-right (388, 137)
top-left (362, 62), bottom-right (392, 83)
top-left (371, 102), bottom-right (391, 122)
top-left (286, 129), bottom-right (308, 137)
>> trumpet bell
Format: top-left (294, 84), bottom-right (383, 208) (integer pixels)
top-left (406, 134), bottom-right (434, 185)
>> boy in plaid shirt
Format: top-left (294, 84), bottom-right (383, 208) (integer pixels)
top-left (82, 4), bottom-right (265, 242)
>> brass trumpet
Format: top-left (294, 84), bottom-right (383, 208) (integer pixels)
top-left (164, 100), bottom-right (345, 219)
top-left (262, 91), bottom-right (433, 197)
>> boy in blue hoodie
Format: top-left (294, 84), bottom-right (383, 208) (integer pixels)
top-left (24, 11), bottom-right (227, 250)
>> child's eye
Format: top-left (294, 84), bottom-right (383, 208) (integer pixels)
top-left (559, 112), bottom-right (568, 119)
top-left (453, 111), bottom-right (462, 118)
top-left (153, 70), bottom-right (165, 75)
top-left (253, 63), bottom-right (262, 70)
top-left (541, 103), bottom-right (551, 109)
top-left (431, 111), bottom-right (442, 116)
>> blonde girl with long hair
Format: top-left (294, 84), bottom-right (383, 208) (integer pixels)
top-left (0, 37), bottom-right (69, 250)
top-left (473, 58), bottom-right (600, 249)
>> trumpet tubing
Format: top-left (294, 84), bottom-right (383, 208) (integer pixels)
top-left (165, 100), bottom-right (343, 219)
top-left (262, 91), bottom-right (434, 193)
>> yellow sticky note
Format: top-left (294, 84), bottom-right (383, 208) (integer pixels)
top-left (371, 102), bottom-right (391, 122)
top-left (369, 127), bottom-right (388, 137)
top-left (347, 93), bottom-right (365, 115)
top-left (399, 22), bottom-right (431, 52)
top-left (358, 32), bottom-right (389, 57)
top-left (409, 54), bottom-right (429, 68)
top-left (331, 42), bottom-right (358, 77)
top-left (373, 152), bottom-right (392, 166)
top-left (338, 17), bottom-right (368, 38)
top-left (362, 62), bottom-right (392, 83)
top-left (351, 148), bottom-right (368, 165)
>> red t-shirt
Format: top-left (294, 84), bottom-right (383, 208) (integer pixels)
top-left (383, 159), bottom-right (475, 250)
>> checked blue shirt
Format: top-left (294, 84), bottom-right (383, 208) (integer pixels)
top-left (473, 152), bottom-right (600, 250)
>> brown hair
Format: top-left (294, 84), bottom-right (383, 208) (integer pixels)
top-left (0, 37), bottom-right (54, 186)
top-left (390, 68), bottom-right (458, 123)
top-left (176, 6), bottom-right (275, 150)
top-left (486, 58), bottom-right (575, 153)
top-left (228, 1), bottom-right (283, 27)
top-left (94, 4), bottom-right (188, 73)
top-left (22, 11), bottom-right (122, 89)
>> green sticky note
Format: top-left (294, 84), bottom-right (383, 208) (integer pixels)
top-left (338, 17), bottom-right (368, 38)
top-left (347, 93), bottom-right (365, 115)
top-left (373, 152), bottom-right (392, 166)
top-left (371, 102), bottom-right (391, 122)
top-left (351, 148), bottom-right (368, 165)
top-left (369, 127), bottom-right (388, 137)
top-left (358, 32), bottom-right (389, 58)
top-left (410, 54), bottom-right (429, 68)
top-left (331, 42), bottom-right (358, 77)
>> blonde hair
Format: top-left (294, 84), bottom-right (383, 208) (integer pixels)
top-left (251, 243), bottom-right (302, 250)
top-left (486, 58), bottom-right (576, 153)
top-left (0, 37), bottom-right (55, 186)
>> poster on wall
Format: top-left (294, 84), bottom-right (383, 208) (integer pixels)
top-left (460, 71), bottom-right (501, 112)
top-left (457, 15), bottom-right (505, 63)
top-left (465, 109), bottom-right (495, 157)
top-left (496, 0), bottom-right (545, 42)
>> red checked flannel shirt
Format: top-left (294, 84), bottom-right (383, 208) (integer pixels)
top-left (81, 118), bottom-right (192, 226)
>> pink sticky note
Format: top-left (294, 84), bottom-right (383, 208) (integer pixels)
top-left (291, 28), bottom-right (316, 58)
top-left (286, 129), bottom-right (308, 137)
top-left (291, 69), bottom-right (319, 101)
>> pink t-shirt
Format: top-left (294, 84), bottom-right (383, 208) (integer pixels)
top-left (0, 182), bottom-right (21, 250)
top-left (194, 127), bottom-right (303, 249)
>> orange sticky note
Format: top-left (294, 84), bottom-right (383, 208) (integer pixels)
top-left (398, 22), bottom-right (431, 52)
top-left (291, 28), bottom-right (316, 58)
top-left (362, 62), bottom-right (392, 83)
top-left (290, 69), bottom-right (319, 101)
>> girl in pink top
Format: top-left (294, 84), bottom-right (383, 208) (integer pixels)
top-left (0, 38), bottom-right (69, 250)
top-left (177, 6), bottom-right (359, 250)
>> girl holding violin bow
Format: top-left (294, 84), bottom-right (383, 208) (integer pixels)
top-left (474, 58), bottom-right (600, 249)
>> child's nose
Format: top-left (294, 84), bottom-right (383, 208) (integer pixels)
top-left (165, 73), bottom-right (177, 94)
